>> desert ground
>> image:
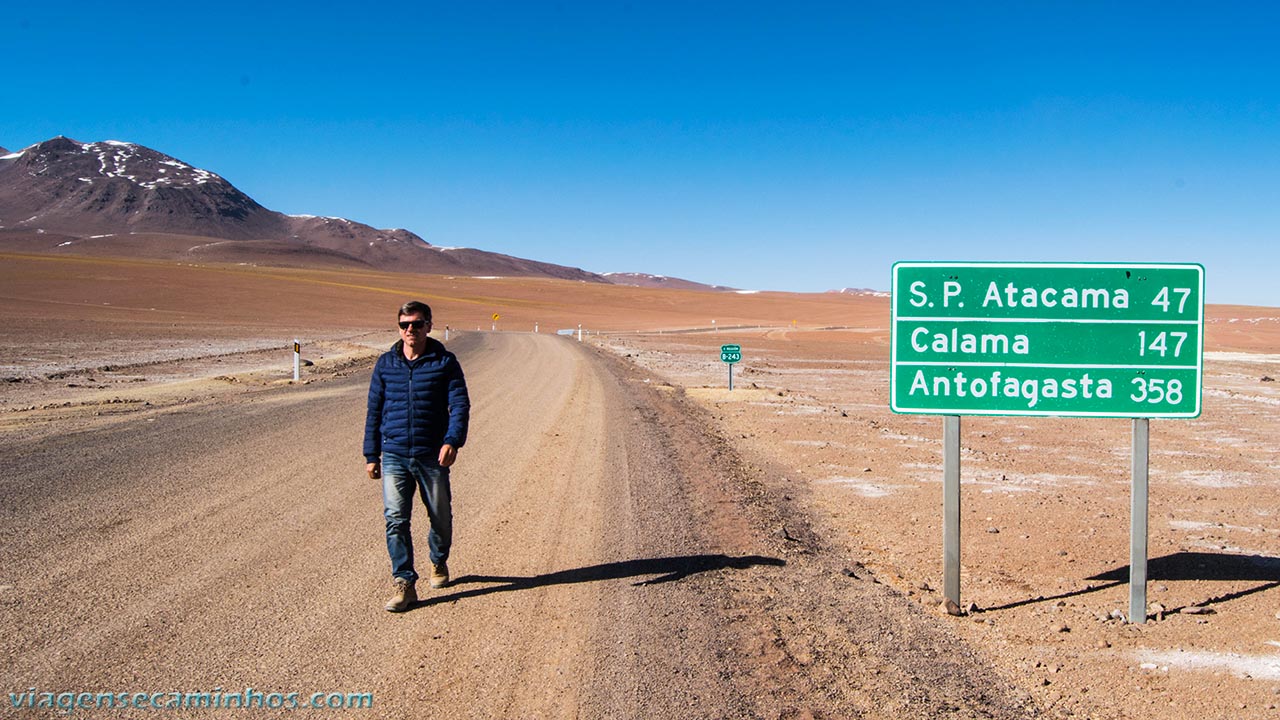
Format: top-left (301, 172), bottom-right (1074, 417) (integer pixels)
top-left (2, 251), bottom-right (1278, 719)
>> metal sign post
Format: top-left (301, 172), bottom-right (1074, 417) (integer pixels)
top-left (943, 415), bottom-right (961, 608)
top-left (889, 262), bottom-right (1203, 619)
top-left (720, 344), bottom-right (741, 390)
top-left (1130, 418), bottom-right (1150, 623)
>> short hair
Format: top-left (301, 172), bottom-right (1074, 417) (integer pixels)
top-left (398, 301), bottom-right (432, 322)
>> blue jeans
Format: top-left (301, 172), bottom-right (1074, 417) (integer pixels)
top-left (381, 452), bottom-right (452, 583)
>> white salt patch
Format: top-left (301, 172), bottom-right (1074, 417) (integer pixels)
top-left (1172, 469), bottom-right (1253, 488)
top-left (734, 290), bottom-right (761, 294)
top-left (1169, 519), bottom-right (1266, 534)
top-left (773, 406), bottom-right (825, 416)
top-left (1169, 520), bottom-right (1217, 531)
top-left (821, 477), bottom-right (894, 497)
top-left (881, 432), bottom-right (933, 444)
top-left (472, 276), bottom-right (503, 280)
top-left (903, 462), bottom-right (943, 470)
top-left (57, 241), bottom-right (74, 247)
top-left (1214, 317), bottom-right (1280, 326)
top-left (1206, 388), bottom-right (1280, 407)
top-left (1136, 649), bottom-right (1280, 680)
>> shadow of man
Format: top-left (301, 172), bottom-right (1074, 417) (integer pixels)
top-left (410, 554), bottom-right (785, 609)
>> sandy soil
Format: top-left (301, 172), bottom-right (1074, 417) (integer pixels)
top-left (598, 319), bottom-right (1280, 719)
top-left (3, 253), bottom-right (1278, 718)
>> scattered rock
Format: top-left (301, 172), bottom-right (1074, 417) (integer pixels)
top-left (1109, 609), bottom-right (1126, 621)
top-left (940, 599), bottom-right (963, 617)
top-left (1262, 376), bottom-right (1275, 382)
top-left (965, 601), bottom-right (979, 615)
top-left (1149, 603), bottom-right (1166, 621)
top-left (1095, 640), bottom-right (1111, 649)
top-left (986, 527), bottom-right (1000, 534)
top-left (1051, 622), bottom-right (1070, 633)
top-left (862, 467), bottom-right (871, 473)
top-left (840, 568), bottom-right (859, 579)
top-left (1181, 606), bottom-right (1214, 615)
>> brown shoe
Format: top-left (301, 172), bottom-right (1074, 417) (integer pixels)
top-left (429, 562), bottom-right (449, 589)
top-left (384, 578), bottom-right (417, 612)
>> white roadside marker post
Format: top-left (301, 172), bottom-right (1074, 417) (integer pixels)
top-left (293, 339), bottom-right (300, 382)
top-left (578, 324), bottom-right (583, 342)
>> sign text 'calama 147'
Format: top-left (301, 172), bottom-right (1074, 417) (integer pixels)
top-left (890, 262), bottom-right (1204, 418)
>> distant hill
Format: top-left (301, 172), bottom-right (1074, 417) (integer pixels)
top-left (827, 287), bottom-right (890, 298)
top-left (602, 272), bottom-right (735, 292)
top-left (0, 136), bottom-right (605, 281)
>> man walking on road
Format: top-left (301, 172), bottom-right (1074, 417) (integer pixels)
top-left (364, 301), bottom-right (470, 612)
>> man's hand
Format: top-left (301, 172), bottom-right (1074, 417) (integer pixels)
top-left (439, 444), bottom-right (457, 468)
top-left (366, 462), bottom-right (381, 480)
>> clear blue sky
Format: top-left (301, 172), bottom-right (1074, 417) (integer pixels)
top-left (5, 1), bottom-right (1278, 306)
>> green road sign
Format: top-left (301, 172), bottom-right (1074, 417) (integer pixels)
top-left (890, 262), bottom-right (1204, 418)
top-left (721, 344), bottom-right (741, 364)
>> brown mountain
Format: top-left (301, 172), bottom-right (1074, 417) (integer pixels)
top-left (0, 136), bottom-right (604, 281)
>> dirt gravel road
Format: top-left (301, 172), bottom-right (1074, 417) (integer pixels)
top-left (2, 332), bottom-right (1034, 718)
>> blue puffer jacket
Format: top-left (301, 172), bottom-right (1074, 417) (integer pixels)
top-left (364, 338), bottom-right (470, 463)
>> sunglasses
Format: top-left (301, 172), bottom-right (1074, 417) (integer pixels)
top-left (398, 319), bottom-right (427, 330)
